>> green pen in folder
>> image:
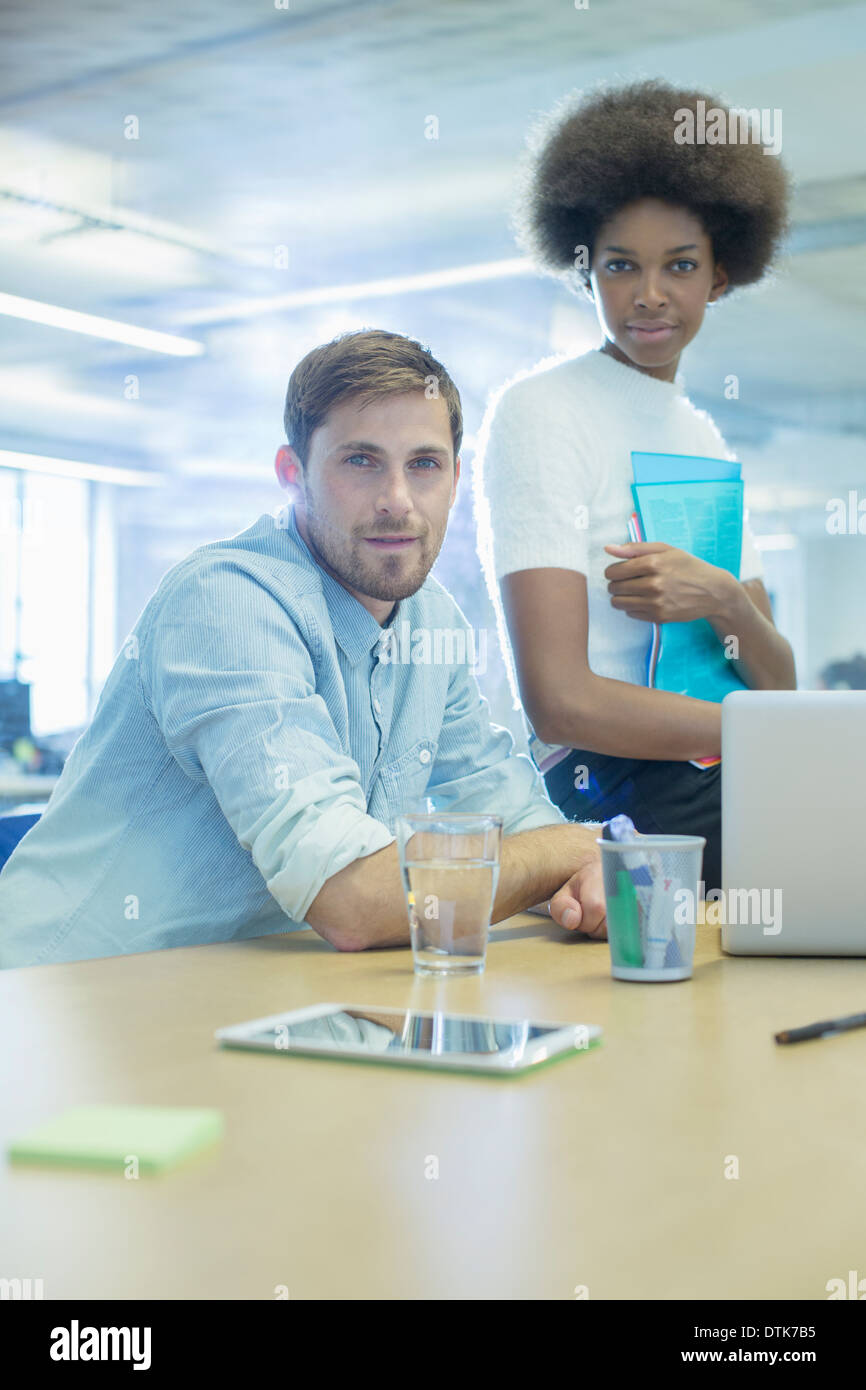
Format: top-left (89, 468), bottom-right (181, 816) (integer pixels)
top-left (607, 868), bottom-right (644, 968)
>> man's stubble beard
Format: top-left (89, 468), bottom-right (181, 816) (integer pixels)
top-left (301, 493), bottom-right (445, 602)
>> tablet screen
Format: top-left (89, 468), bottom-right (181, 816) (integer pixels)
top-left (243, 1007), bottom-right (563, 1060)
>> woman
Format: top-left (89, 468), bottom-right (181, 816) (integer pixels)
top-left (475, 80), bottom-right (797, 891)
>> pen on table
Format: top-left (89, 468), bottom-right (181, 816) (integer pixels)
top-left (775, 1010), bottom-right (866, 1045)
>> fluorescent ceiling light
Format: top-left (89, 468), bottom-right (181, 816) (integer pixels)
top-left (0, 368), bottom-right (159, 422)
top-left (0, 201), bottom-right (81, 242)
top-left (0, 292), bottom-right (204, 357)
top-left (753, 534), bottom-right (799, 550)
top-left (186, 257), bottom-right (536, 326)
top-left (179, 457), bottom-right (269, 478)
top-left (0, 449), bottom-right (164, 487)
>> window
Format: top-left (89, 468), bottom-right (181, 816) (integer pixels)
top-left (0, 469), bottom-right (114, 739)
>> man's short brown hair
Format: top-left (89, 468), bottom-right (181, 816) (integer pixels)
top-left (284, 328), bottom-right (463, 465)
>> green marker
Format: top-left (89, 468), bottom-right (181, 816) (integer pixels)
top-left (607, 867), bottom-right (644, 968)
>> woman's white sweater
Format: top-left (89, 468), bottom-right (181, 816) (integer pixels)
top-left (474, 347), bottom-right (763, 767)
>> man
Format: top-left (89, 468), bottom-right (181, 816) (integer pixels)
top-left (0, 329), bottom-right (605, 967)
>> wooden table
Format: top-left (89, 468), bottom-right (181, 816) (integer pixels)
top-left (2, 915), bottom-right (864, 1300)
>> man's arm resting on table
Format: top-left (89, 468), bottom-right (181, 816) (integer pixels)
top-left (305, 821), bottom-right (605, 952)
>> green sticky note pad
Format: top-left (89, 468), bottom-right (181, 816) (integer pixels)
top-left (7, 1105), bottom-right (223, 1174)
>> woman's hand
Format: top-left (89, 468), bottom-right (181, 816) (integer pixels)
top-left (604, 542), bottom-right (735, 624)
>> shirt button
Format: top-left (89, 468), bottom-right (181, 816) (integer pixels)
top-left (419, 749), bottom-right (431, 764)
top-left (373, 698), bottom-right (382, 714)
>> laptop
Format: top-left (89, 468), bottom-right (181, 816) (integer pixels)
top-left (721, 690), bottom-right (866, 955)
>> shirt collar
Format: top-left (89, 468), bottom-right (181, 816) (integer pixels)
top-left (283, 504), bottom-right (399, 666)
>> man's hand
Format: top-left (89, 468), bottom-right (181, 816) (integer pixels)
top-left (604, 542), bottom-right (735, 624)
top-left (549, 851), bottom-right (607, 940)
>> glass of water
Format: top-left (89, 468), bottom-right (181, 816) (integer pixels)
top-left (395, 813), bottom-right (503, 976)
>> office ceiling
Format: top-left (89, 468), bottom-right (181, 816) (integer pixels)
top-left (0, 0), bottom-right (864, 512)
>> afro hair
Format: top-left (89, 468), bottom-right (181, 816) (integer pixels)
top-left (513, 79), bottom-right (792, 292)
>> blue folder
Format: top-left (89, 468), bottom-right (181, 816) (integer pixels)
top-left (629, 453), bottom-right (748, 703)
top-left (631, 451), bottom-right (741, 485)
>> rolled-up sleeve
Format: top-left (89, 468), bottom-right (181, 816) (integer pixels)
top-left (141, 559), bottom-right (394, 923)
top-left (425, 635), bottom-right (565, 835)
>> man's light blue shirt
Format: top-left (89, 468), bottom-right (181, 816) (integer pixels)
top-left (0, 505), bottom-right (563, 967)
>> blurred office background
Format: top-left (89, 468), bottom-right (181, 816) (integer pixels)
top-left (1, 0), bottom-right (865, 809)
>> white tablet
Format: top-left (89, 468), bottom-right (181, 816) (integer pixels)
top-left (216, 1003), bottom-right (602, 1075)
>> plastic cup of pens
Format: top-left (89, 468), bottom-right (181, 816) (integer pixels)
top-left (598, 816), bottom-right (706, 982)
